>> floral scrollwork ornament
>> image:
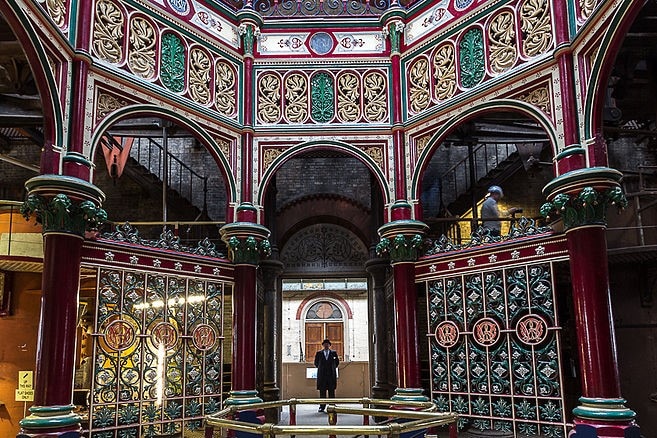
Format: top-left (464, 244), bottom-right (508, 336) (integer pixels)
top-left (540, 186), bottom-right (627, 230)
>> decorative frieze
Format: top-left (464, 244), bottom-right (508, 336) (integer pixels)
top-left (93, 0), bottom-right (125, 64)
top-left (128, 16), bottom-right (156, 79)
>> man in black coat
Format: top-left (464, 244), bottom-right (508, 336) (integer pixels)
top-left (314, 339), bottom-right (339, 412)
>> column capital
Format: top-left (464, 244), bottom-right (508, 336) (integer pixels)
top-left (376, 220), bottom-right (428, 263)
top-left (20, 175), bottom-right (106, 236)
top-left (540, 167), bottom-right (627, 231)
top-left (220, 222), bottom-right (271, 265)
top-left (237, 14), bottom-right (262, 57)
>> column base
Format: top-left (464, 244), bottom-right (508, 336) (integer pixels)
top-left (570, 398), bottom-right (640, 438)
top-left (390, 387), bottom-right (429, 402)
top-left (262, 383), bottom-right (281, 423)
top-left (18, 404), bottom-right (81, 437)
top-left (224, 389), bottom-right (263, 406)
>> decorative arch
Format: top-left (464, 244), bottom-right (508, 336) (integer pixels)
top-left (410, 99), bottom-right (557, 199)
top-left (257, 139), bottom-right (391, 206)
top-left (0, 2), bottom-right (63, 172)
top-left (89, 104), bottom-right (237, 200)
top-left (582, 0), bottom-right (646, 140)
top-left (296, 292), bottom-right (354, 320)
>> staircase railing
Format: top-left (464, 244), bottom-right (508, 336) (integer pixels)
top-left (439, 142), bottom-right (518, 209)
top-left (102, 134), bottom-right (208, 214)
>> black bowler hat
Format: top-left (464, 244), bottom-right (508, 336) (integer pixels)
top-left (322, 339), bottom-right (331, 346)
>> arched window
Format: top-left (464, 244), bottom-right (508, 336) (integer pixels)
top-left (304, 301), bottom-right (344, 362)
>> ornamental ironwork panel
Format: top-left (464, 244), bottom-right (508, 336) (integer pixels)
top-left (427, 262), bottom-right (566, 437)
top-left (89, 267), bottom-right (225, 437)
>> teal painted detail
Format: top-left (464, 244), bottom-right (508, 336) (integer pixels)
top-left (572, 397), bottom-right (636, 421)
top-left (310, 72), bottom-right (335, 123)
top-left (555, 146), bottom-right (585, 160)
top-left (459, 27), bottom-right (485, 88)
top-left (21, 193), bottom-right (107, 235)
top-left (20, 404), bottom-right (81, 429)
top-left (225, 390), bottom-right (263, 405)
top-left (161, 33), bottom-right (186, 93)
top-left (387, 22), bottom-right (403, 54)
top-left (391, 388), bottom-right (429, 402)
top-left (376, 234), bottom-right (424, 262)
top-left (239, 24), bottom-right (257, 56)
top-left (221, 222), bottom-right (272, 265)
top-left (63, 151), bottom-right (93, 167)
top-left (540, 186), bottom-right (627, 230)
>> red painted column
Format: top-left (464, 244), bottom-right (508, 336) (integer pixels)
top-left (567, 226), bottom-right (620, 398)
top-left (542, 165), bottom-right (639, 437)
top-left (19, 177), bottom-right (106, 438)
top-left (392, 262), bottom-right (421, 389)
top-left (232, 264), bottom-right (257, 391)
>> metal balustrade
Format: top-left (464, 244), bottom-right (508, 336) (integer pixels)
top-left (204, 398), bottom-right (458, 438)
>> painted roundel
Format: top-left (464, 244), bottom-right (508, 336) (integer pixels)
top-left (192, 323), bottom-right (218, 351)
top-left (151, 322), bottom-right (179, 350)
top-left (167, 0), bottom-right (190, 15)
top-left (434, 321), bottom-right (460, 348)
top-left (471, 317), bottom-right (501, 347)
top-left (515, 314), bottom-right (549, 346)
top-left (310, 32), bottom-right (334, 55)
top-left (103, 318), bottom-right (137, 351)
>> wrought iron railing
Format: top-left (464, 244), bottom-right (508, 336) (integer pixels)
top-left (252, 0), bottom-right (391, 18)
top-left (100, 134), bottom-right (209, 215)
top-left (439, 143), bottom-right (518, 209)
top-left (204, 398), bottom-right (458, 438)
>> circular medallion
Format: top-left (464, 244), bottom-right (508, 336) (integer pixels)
top-left (515, 314), bottom-right (548, 346)
top-left (167, 0), bottom-right (190, 15)
top-left (454, 0), bottom-right (475, 10)
top-left (192, 324), bottom-right (218, 351)
top-left (434, 321), bottom-right (460, 348)
top-left (151, 322), bottom-right (179, 350)
top-left (103, 318), bottom-right (137, 352)
top-left (471, 317), bottom-right (501, 347)
top-left (310, 32), bottom-right (334, 55)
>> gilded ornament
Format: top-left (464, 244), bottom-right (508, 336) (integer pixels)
top-left (216, 138), bottom-right (230, 160)
top-left (337, 72), bottom-right (361, 123)
top-left (488, 11), bottom-right (517, 74)
top-left (92, 0), bottom-right (125, 64)
top-left (416, 135), bottom-right (431, 157)
top-left (257, 73), bottom-right (282, 124)
top-left (432, 44), bottom-right (456, 101)
top-left (459, 28), bottom-right (485, 88)
top-left (128, 16), bottom-right (156, 78)
top-left (409, 58), bottom-right (430, 113)
top-left (189, 48), bottom-right (211, 105)
top-left (215, 61), bottom-right (236, 116)
top-left (46, 0), bottom-right (66, 28)
top-left (580, 0), bottom-right (596, 20)
top-left (284, 73), bottom-right (309, 123)
top-left (520, 0), bottom-right (553, 57)
top-left (97, 93), bottom-right (127, 121)
top-left (517, 87), bottom-right (550, 114)
top-left (363, 146), bottom-right (383, 169)
top-left (262, 148), bottom-right (284, 170)
top-left (363, 71), bottom-right (388, 122)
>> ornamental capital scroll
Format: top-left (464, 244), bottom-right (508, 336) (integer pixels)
top-left (20, 175), bottom-right (107, 236)
top-left (376, 219), bottom-right (428, 263)
top-left (220, 222), bottom-right (271, 265)
top-left (540, 167), bottom-right (628, 231)
top-left (237, 18), bottom-right (261, 57)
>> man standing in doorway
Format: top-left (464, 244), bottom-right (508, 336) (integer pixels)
top-left (314, 339), bottom-right (339, 412)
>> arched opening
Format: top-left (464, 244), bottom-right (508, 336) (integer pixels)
top-left (418, 111), bottom-right (556, 243)
top-left (262, 148), bottom-right (386, 399)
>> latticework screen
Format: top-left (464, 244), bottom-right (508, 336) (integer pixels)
top-left (88, 267), bottom-right (226, 437)
top-left (426, 262), bottom-right (567, 437)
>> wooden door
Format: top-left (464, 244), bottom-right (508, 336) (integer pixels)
top-left (305, 322), bottom-right (343, 363)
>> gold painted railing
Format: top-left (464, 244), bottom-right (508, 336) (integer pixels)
top-left (204, 398), bottom-right (458, 438)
